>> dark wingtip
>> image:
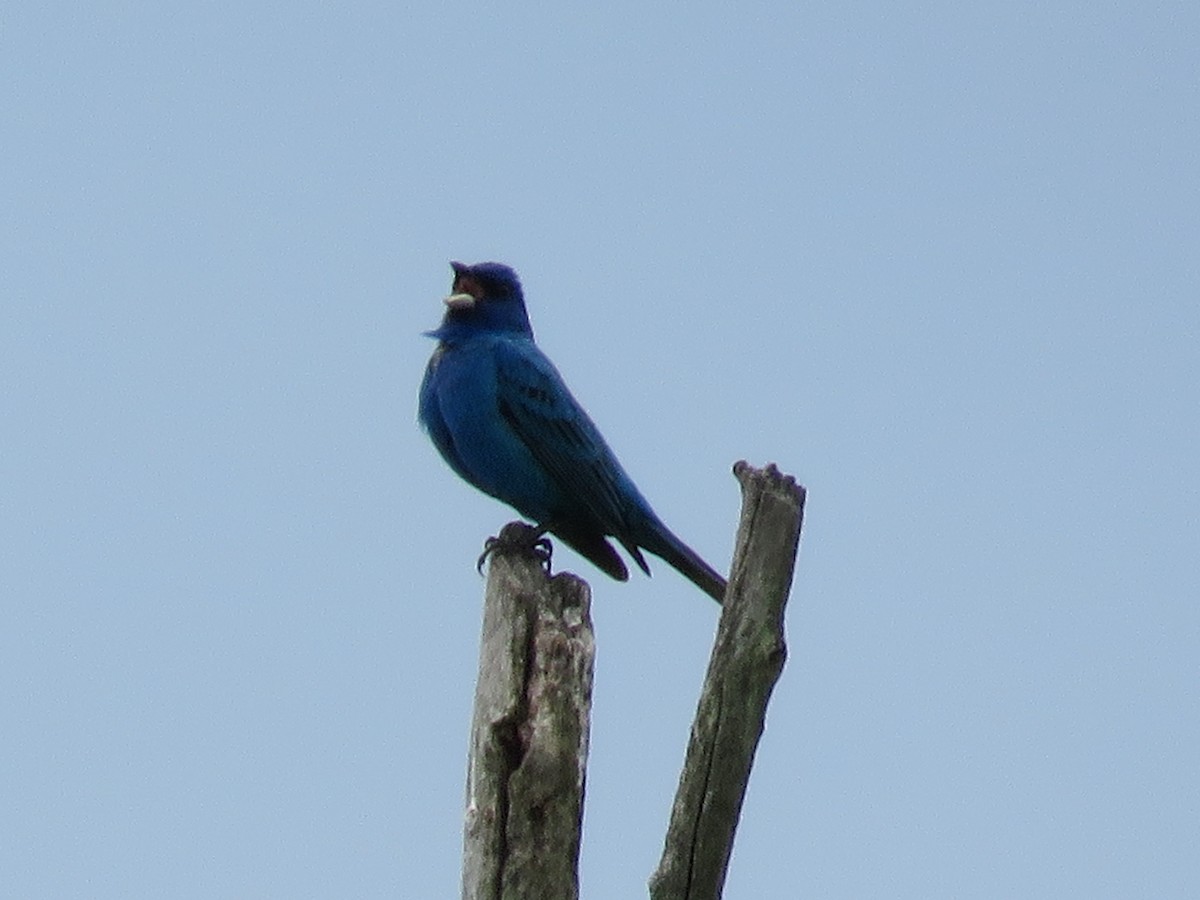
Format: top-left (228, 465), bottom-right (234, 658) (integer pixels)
top-left (553, 526), bottom-right (630, 582)
top-left (620, 540), bottom-right (652, 577)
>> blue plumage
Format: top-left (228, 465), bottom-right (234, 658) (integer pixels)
top-left (419, 261), bottom-right (726, 603)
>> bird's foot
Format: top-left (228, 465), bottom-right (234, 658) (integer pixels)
top-left (476, 522), bottom-right (554, 575)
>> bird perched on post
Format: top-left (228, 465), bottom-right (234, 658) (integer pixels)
top-left (418, 261), bottom-right (727, 603)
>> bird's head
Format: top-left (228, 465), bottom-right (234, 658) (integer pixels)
top-left (432, 261), bottom-right (533, 338)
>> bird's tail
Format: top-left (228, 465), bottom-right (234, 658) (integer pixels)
top-left (633, 517), bottom-right (727, 604)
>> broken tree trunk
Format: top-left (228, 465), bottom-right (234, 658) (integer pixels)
top-left (462, 523), bottom-right (596, 900)
top-left (459, 461), bottom-right (805, 900)
top-left (649, 462), bottom-right (807, 900)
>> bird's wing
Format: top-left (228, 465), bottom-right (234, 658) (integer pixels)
top-left (492, 339), bottom-right (634, 535)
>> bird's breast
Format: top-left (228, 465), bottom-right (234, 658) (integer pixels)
top-left (426, 343), bottom-right (448, 374)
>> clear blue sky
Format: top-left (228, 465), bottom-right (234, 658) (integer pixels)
top-left (4, 2), bottom-right (1197, 897)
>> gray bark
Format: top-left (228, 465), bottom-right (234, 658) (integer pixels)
top-left (462, 523), bottom-right (596, 900)
top-left (648, 462), bottom-right (807, 900)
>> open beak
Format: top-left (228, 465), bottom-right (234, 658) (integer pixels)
top-left (443, 292), bottom-right (476, 310)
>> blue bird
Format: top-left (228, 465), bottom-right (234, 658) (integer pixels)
top-left (419, 261), bottom-right (727, 603)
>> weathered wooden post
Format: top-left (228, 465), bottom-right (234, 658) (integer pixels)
top-left (461, 463), bottom-right (805, 900)
top-left (462, 523), bottom-right (596, 900)
top-left (649, 463), bottom-right (806, 900)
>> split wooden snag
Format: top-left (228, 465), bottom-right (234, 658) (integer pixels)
top-left (462, 462), bottom-right (806, 900)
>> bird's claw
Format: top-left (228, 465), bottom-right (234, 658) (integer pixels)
top-left (476, 522), bottom-right (554, 575)
top-left (524, 535), bottom-right (553, 573)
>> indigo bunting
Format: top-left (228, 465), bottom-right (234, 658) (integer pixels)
top-left (419, 262), bottom-right (727, 603)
